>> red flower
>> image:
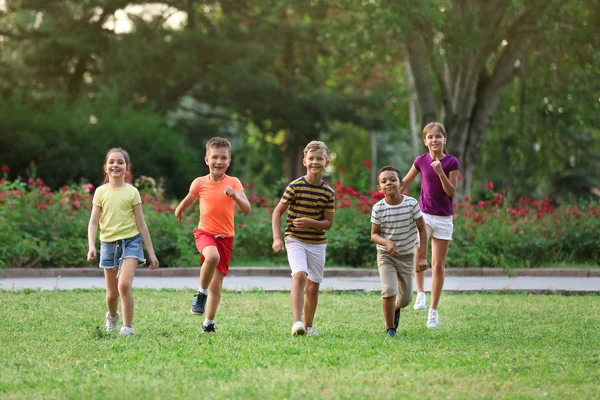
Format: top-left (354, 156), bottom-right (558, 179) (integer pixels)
top-left (1, 165), bottom-right (8, 174)
top-left (339, 167), bottom-right (345, 173)
top-left (487, 182), bottom-right (494, 190)
top-left (364, 160), bottom-right (372, 168)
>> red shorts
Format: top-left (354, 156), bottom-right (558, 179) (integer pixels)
top-left (193, 229), bottom-right (234, 276)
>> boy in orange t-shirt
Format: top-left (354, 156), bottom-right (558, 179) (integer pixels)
top-left (175, 137), bottom-right (251, 333)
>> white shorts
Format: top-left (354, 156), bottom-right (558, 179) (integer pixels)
top-left (285, 236), bottom-right (327, 284)
top-left (419, 213), bottom-right (454, 242)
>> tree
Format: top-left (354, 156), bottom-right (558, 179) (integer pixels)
top-left (360, 0), bottom-right (599, 198)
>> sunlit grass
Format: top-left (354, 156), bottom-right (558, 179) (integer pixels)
top-left (1, 290), bottom-right (598, 399)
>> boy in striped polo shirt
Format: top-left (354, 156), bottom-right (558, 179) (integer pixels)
top-left (371, 166), bottom-right (428, 337)
top-left (272, 141), bottom-right (335, 336)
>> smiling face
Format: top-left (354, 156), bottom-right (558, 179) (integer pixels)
top-left (303, 148), bottom-right (329, 176)
top-left (205, 146), bottom-right (231, 179)
top-left (423, 124), bottom-right (447, 154)
top-left (104, 151), bottom-right (130, 182)
top-left (377, 169), bottom-right (401, 197)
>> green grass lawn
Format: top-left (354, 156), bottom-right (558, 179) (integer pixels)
top-left (1, 290), bottom-right (598, 399)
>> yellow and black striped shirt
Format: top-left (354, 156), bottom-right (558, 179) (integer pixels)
top-left (282, 177), bottom-right (335, 244)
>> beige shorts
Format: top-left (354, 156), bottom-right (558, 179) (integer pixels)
top-left (285, 236), bottom-right (327, 284)
top-left (377, 251), bottom-right (414, 301)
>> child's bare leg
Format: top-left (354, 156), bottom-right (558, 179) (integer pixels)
top-left (200, 246), bottom-right (220, 289)
top-left (303, 279), bottom-right (320, 327)
top-left (118, 258), bottom-right (138, 327)
top-left (430, 238), bottom-right (450, 309)
top-left (414, 225), bottom-right (432, 293)
top-left (383, 297), bottom-right (395, 329)
top-left (104, 268), bottom-right (119, 315)
top-left (205, 270), bottom-right (225, 321)
top-left (291, 272), bottom-right (307, 322)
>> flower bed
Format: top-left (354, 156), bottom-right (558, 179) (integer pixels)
top-left (1, 167), bottom-right (598, 268)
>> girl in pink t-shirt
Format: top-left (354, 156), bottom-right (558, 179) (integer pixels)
top-left (401, 122), bottom-right (460, 328)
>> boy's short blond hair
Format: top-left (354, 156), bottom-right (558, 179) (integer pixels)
top-left (303, 141), bottom-right (329, 158)
top-left (206, 137), bottom-right (232, 156)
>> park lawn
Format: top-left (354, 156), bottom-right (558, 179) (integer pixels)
top-left (0, 291), bottom-right (598, 399)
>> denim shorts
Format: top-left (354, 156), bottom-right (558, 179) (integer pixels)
top-left (99, 234), bottom-right (145, 277)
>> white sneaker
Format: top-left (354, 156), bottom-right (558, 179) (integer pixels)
top-left (306, 327), bottom-right (319, 336)
top-left (119, 326), bottom-right (135, 336)
top-left (426, 309), bottom-right (439, 328)
top-left (105, 312), bottom-right (120, 332)
top-left (413, 292), bottom-right (427, 310)
top-left (291, 321), bottom-right (306, 336)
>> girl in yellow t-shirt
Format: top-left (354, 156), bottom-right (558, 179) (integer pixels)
top-left (87, 148), bottom-right (159, 336)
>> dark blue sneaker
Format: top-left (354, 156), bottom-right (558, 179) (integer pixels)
top-left (191, 292), bottom-right (208, 315)
top-left (394, 308), bottom-right (401, 330)
top-left (386, 328), bottom-right (397, 337)
top-left (203, 323), bottom-right (216, 333)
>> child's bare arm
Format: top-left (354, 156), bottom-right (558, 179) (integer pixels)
top-left (87, 205), bottom-right (101, 261)
top-left (225, 187), bottom-right (251, 215)
top-left (293, 211), bottom-right (334, 231)
top-left (271, 200), bottom-right (289, 252)
top-left (371, 223), bottom-right (398, 256)
top-left (174, 192), bottom-right (198, 222)
top-left (415, 217), bottom-right (428, 272)
top-left (401, 166), bottom-right (419, 192)
top-left (134, 204), bottom-right (159, 269)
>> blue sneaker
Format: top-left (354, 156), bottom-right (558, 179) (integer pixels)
top-left (386, 328), bottom-right (397, 337)
top-left (191, 292), bottom-right (208, 315)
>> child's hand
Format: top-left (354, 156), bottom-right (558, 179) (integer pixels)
top-left (386, 240), bottom-right (398, 256)
top-left (174, 208), bottom-right (183, 222)
top-left (292, 217), bottom-right (312, 229)
top-left (431, 158), bottom-right (443, 175)
top-left (148, 254), bottom-right (159, 270)
top-left (416, 257), bottom-right (428, 272)
top-left (224, 186), bottom-right (236, 198)
top-left (87, 248), bottom-right (96, 262)
top-left (272, 238), bottom-right (285, 253)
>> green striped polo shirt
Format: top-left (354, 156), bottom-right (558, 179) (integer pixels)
top-left (282, 176), bottom-right (335, 244)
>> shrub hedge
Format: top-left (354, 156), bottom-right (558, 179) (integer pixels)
top-left (1, 174), bottom-right (598, 269)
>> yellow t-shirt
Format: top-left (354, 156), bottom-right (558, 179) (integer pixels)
top-left (92, 184), bottom-right (142, 242)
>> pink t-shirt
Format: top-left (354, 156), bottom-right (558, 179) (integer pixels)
top-left (189, 175), bottom-right (244, 237)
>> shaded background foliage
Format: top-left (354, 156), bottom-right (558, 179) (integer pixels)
top-left (1, 1), bottom-right (597, 201)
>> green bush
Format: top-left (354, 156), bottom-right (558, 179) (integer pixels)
top-left (0, 92), bottom-right (203, 198)
top-left (1, 175), bottom-right (599, 269)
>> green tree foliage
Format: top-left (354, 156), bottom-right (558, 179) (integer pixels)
top-left (0, 92), bottom-right (201, 196)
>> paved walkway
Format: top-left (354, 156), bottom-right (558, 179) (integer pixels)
top-left (2, 274), bottom-right (599, 294)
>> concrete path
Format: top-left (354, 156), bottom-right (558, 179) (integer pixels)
top-left (1, 275), bottom-right (599, 294)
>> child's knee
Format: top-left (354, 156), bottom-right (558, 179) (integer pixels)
top-left (106, 291), bottom-right (119, 303)
top-left (203, 253), bottom-right (220, 267)
top-left (431, 261), bottom-right (445, 272)
top-left (118, 281), bottom-right (132, 294)
top-left (397, 292), bottom-right (413, 309)
top-left (292, 271), bottom-right (307, 284)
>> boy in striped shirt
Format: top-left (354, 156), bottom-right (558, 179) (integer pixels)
top-left (272, 141), bottom-right (335, 336)
top-left (371, 166), bottom-right (428, 337)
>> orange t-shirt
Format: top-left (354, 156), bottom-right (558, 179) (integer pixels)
top-left (189, 175), bottom-right (244, 237)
